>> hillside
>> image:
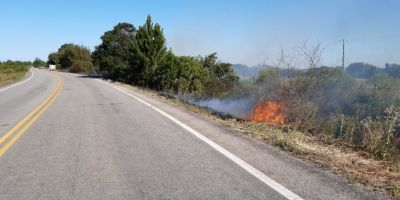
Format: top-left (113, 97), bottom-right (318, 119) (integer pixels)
top-left (233, 64), bottom-right (270, 79)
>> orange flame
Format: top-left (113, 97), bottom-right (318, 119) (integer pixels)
top-left (250, 101), bottom-right (286, 125)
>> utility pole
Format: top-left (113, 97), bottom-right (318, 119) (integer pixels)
top-left (341, 39), bottom-right (345, 69)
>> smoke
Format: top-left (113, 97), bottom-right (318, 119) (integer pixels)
top-left (172, 73), bottom-right (279, 120)
top-left (172, 43), bottom-right (374, 125)
top-left (191, 97), bottom-right (255, 119)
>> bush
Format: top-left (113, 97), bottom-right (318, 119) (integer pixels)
top-left (70, 60), bottom-right (94, 73)
top-left (199, 53), bottom-right (239, 98)
top-left (361, 106), bottom-right (400, 160)
top-left (326, 106), bottom-right (400, 161)
top-left (48, 43), bottom-right (94, 72)
top-left (271, 67), bottom-right (332, 131)
top-left (92, 23), bottom-right (136, 81)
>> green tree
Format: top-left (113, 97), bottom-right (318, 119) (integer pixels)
top-left (363, 74), bottom-right (400, 116)
top-left (199, 53), bottom-right (239, 98)
top-left (152, 50), bottom-right (179, 91)
top-left (346, 62), bottom-right (381, 79)
top-left (70, 60), bottom-right (95, 73)
top-left (133, 15), bottom-right (167, 86)
top-left (152, 52), bottom-right (208, 94)
top-left (48, 52), bottom-right (59, 65)
top-left (173, 56), bottom-right (207, 94)
top-left (384, 63), bottom-right (400, 78)
top-left (33, 58), bottom-right (46, 68)
top-left (256, 68), bottom-right (278, 83)
top-left (54, 43), bottom-right (93, 73)
top-left (92, 23), bottom-right (137, 81)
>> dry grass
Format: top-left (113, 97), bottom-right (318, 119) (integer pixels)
top-left (170, 97), bottom-right (400, 198)
top-left (121, 84), bottom-right (400, 199)
top-left (0, 65), bottom-right (28, 86)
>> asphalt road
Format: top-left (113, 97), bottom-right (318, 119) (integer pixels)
top-left (0, 69), bottom-right (391, 200)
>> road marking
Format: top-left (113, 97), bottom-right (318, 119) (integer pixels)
top-left (0, 76), bottom-right (63, 156)
top-left (98, 79), bottom-right (303, 200)
top-left (0, 77), bottom-right (61, 145)
top-left (0, 68), bottom-right (34, 93)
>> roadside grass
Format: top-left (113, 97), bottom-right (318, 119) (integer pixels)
top-left (119, 83), bottom-right (399, 199)
top-left (0, 64), bottom-right (29, 86)
top-left (172, 98), bottom-right (400, 198)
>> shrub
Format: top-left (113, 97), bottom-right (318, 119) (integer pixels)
top-left (70, 60), bottom-right (94, 73)
top-left (361, 106), bottom-right (400, 160)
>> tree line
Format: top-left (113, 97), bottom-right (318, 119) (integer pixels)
top-left (346, 62), bottom-right (400, 79)
top-left (47, 43), bottom-right (93, 73)
top-left (43, 17), bottom-right (400, 162)
top-left (47, 15), bottom-right (238, 97)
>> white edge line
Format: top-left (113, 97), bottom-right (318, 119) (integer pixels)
top-left (97, 79), bottom-right (303, 200)
top-left (0, 67), bottom-right (34, 93)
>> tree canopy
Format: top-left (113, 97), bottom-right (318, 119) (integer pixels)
top-left (92, 23), bottom-right (137, 81)
top-left (47, 53), bottom-right (59, 65)
top-left (199, 53), bottom-right (239, 98)
top-left (48, 15), bottom-right (239, 98)
top-left (48, 44), bottom-right (94, 73)
top-left (33, 58), bottom-right (46, 67)
top-left (132, 15), bottom-right (167, 86)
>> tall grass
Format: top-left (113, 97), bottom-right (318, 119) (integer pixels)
top-left (0, 61), bottom-right (29, 86)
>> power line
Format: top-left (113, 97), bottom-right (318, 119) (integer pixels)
top-left (341, 39), bottom-right (345, 69)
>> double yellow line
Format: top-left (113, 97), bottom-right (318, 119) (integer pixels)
top-left (0, 76), bottom-right (64, 156)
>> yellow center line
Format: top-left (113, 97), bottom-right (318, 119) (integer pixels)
top-left (0, 77), bottom-right (61, 145)
top-left (0, 76), bottom-right (64, 156)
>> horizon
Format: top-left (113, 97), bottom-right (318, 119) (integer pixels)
top-left (0, 0), bottom-right (399, 67)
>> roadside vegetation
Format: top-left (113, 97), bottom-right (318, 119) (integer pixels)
top-left (46, 14), bottom-right (400, 198)
top-left (48, 16), bottom-right (238, 96)
top-left (126, 81), bottom-right (400, 199)
top-left (91, 16), bottom-right (238, 96)
top-left (48, 44), bottom-right (94, 73)
top-left (0, 60), bottom-right (30, 86)
top-left (232, 68), bottom-right (400, 197)
top-left (32, 57), bottom-right (47, 68)
top-left (222, 45), bottom-right (400, 197)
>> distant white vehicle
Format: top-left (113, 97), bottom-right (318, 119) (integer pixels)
top-left (49, 65), bottom-right (56, 71)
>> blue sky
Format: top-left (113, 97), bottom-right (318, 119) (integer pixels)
top-left (0, 0), bottom-right (399, 67)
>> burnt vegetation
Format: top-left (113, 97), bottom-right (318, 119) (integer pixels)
top-left (228, 43), bottom-right (400, 164)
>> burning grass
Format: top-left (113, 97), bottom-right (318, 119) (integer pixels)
top-left (249, 101), bottom-right (286, 125)
top-left (118, 83), bottom-right (399, 199)
top-left (164, 96), bottom-right (400, 199)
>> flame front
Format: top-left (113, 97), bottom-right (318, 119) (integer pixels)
top-left (250, 101), bottom-right (286, 125)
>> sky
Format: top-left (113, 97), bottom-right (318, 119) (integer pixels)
top-left (0, 0), bottom-right (399, 67)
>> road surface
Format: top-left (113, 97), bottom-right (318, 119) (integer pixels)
top-left (0, 69), bottom-right (390, 200)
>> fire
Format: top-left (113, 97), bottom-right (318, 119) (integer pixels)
top-left (250, 101), bottom-right (286, 125)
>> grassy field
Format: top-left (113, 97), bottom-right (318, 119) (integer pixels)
top-left (0, 62), bottom-right (29, 87)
